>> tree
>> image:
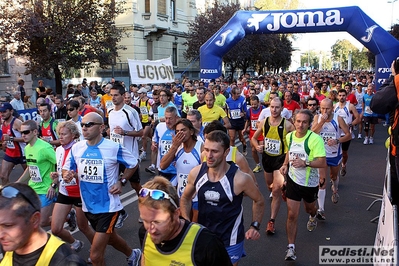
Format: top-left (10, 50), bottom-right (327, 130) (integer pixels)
top-left (0, 0), bottom-right (126, 94)
top-left (331, 40), bottom-right (359, 70)
top-left (184, 2), bottom-right (292, 78)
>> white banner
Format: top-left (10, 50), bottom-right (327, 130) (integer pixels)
top-left (128, 57), bottom-right (175, 84)
top-left (374, 157), bottom-right (398, 266)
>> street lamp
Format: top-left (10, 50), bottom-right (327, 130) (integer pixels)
top-left (388, 0), bottom-right (398, 28)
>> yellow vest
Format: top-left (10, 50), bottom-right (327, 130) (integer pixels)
top-left (138, 99), bottom-right (150, 123)
top-left (1, 234), bottom-right (64, 266)
top-left (263, 117), bottom-right (288, 156)
top-left (143, 223), bottom-right (202, 266)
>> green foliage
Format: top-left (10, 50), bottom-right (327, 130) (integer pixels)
top-left (331, 39), bottom-right (370, 70)
top-left (0, 0), bottom-right (127, 93)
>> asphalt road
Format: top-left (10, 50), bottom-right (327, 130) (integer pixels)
top-left (5, 124), bottom-right (390, 265)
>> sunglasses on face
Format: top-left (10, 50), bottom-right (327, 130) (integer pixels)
top-left (80, 122), bottom-right (102, 128)
top-left (307, 104), bottom-right (317, 106)
top-left (0, 186), bottom-right (39, 211)
top-left (67, 108), bottom-right (76, 112)
top-left (21, 129), bottom-right (32, 135)
top-left (139, 188), bottom-right (178, 208)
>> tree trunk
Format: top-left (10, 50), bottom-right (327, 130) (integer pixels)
top-left (54, 65), bottom-right (63, 95)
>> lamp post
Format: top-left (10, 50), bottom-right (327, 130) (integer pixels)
top-left (388, 0), bottom-right (398, 28)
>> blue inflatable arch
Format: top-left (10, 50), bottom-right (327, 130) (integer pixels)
top-left (199, 6), bottom-right (399, 87)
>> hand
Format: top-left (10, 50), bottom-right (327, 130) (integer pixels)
top-left (245, 228), bottom-right (260, 240)
top-left (280, 164), bottom-right (288, 175)
top-left (114, 126), bottom-right (124, 135)
top-left (50, 172), bottom-right (59, 180)
top-left (290, 157), bottom-right (306, 168)
top-left (47, 187), bottom-right (57, 199)
top-left (109, 181), bottom-right (122, 194)
top-left (172, 131), bottom-right (185, 148)
top-left (321, 113), bottom-right (328, 121)
top-left (63, 170), bottom-right (77, 183)
top-left (151, 142), bottom-right (158, 152)
top-left (256, 144), bottom-right (264, 153)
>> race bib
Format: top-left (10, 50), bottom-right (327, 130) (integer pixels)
top-left (6, 140), bottom-right (15, 149)
top-left (140, 106), bottom-right (148, 115)
top-left (365, 106), bottom-right (373, 115)
top-left (251, 120), bottom-right (258, 130)
top-left (160, 140), bottom-right (172, 156)
top-left (230, 109), bottom-right (241, 119)
top-left (177, 173), bottom-right (189, 198)
top-left (110, 132), bottom-right (124, 145)
top-left (43, 136), bottom-right (53, 143)
top-left (106, 100), bottom-right (113, 110)
top-left (153, 113), bottom-right (159, 121)
top-left (320, 132), bottom-right (336, 145)
top-left (29, 166), bottom-right (42, 182)
top-left (264, 138), bottom-right (281, 155)
top-left (56, 119), bottom-right (66, 123)
top-left (61, 178), bottom-right (77, 187)
top-left (78, 159), bottom-right (104, 183)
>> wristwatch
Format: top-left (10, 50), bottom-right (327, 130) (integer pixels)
top-left (51, 183), bottom-right (58, 189)
top-left (250, 221), bottom-right (260, 231)
top-left (305, 160), bottom-right (310, 167)
top-left (119, 178), bottom-right (127, 186)
top-left (123, 130), bottom-right (128, 136)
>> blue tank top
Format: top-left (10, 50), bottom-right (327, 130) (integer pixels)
top-left (194, 163), bottom-right (244, 247)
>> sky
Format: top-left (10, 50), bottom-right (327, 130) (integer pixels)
top-left (292, 0), bottom-right (399, 52)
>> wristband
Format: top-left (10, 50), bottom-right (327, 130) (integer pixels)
top-left (250, 221), bottom-right (260, 231)
top-left (51, 183), bottom-right (58, 189)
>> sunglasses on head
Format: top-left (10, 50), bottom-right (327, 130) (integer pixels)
top-left (0, 186), bottom-right (39, 212)
top-left (21, 129), bottom-right (32, 135)
top-left (139, 188), bottom-right (178, 208)
top-left (81, 122), bottom-right (102, 128)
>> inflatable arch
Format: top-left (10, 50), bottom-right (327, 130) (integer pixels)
top-left (199, 6), bottom-right (399, 88)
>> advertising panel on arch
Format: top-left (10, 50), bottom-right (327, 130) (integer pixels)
top-left (199, 6), bottom-right (399, 88)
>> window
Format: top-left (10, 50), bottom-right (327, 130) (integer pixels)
top-left (172, 43), bottom-right (177, 66)
top-left (145, 0), bottom-right (150, 13)
top-left (158, 0), bottom-right (166, 15)
top-left (0, 53), bottom-right (9, 76)
top-left (171, 0), bottom-right (176, 21)
top-left (147, 40), bottom-right (153, 60)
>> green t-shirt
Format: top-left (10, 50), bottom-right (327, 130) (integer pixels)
top-left (25, 139), bottom-right (56, 194)
top-left (215, 94), bottom-right (226, 108)
top-left (183, 94), bottom-right (198, 113)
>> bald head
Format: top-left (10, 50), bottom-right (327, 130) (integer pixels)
top-left (83, 112), bottom-right (103, 124)
top-left (320, 98), bottom-right (333, 107)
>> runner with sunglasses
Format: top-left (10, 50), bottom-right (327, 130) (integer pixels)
top-left (138, 176), bottom-right (232, 266)
top-left (16, 120), bottom-right (57, 228)
top-left (0, 183), bottom-right (86, 265)
top-left (62, 112), bottom-right (141, 266)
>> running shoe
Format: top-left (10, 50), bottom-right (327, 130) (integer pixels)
top-left (70, 240), bottom-right (84, 253)
top-left (266, 220), bottom-right (275, 235)
top-left (139, 152), bottom-right (146, 161)
top-left (316, 210), bottom-right (326, 220)
top-left (369, 137), bottom-right (374, 144)
top-left (145, 165), bottom-right (156, 174)
top-left (285, 247), bottom-right (296, 261)
top-left (307, 216), bottom-right (317, 232)
top-left (331, 192), bottom-right (339, 204)
top-left (252, 165), bottom-right (262, 173)
top-left (67, 209), bottom-right (77, 232)
top-left (363, 137), bottom-right (369, 145)
top-left (242, 145), bottom-right (247, 156)
top-left (340, 165), bottom-right (347, 177)
top-left (127, 249), bottom-right (142, 266)
top-left (358, 133), bottom-right (362, 139)
top-left (115, 212), bottom-right (129, 229)
top-left (351, 131), bottom-right (355, 139)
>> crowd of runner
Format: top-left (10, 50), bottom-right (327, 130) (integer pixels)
top-left (0, 68), bottom-right (385, 265)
